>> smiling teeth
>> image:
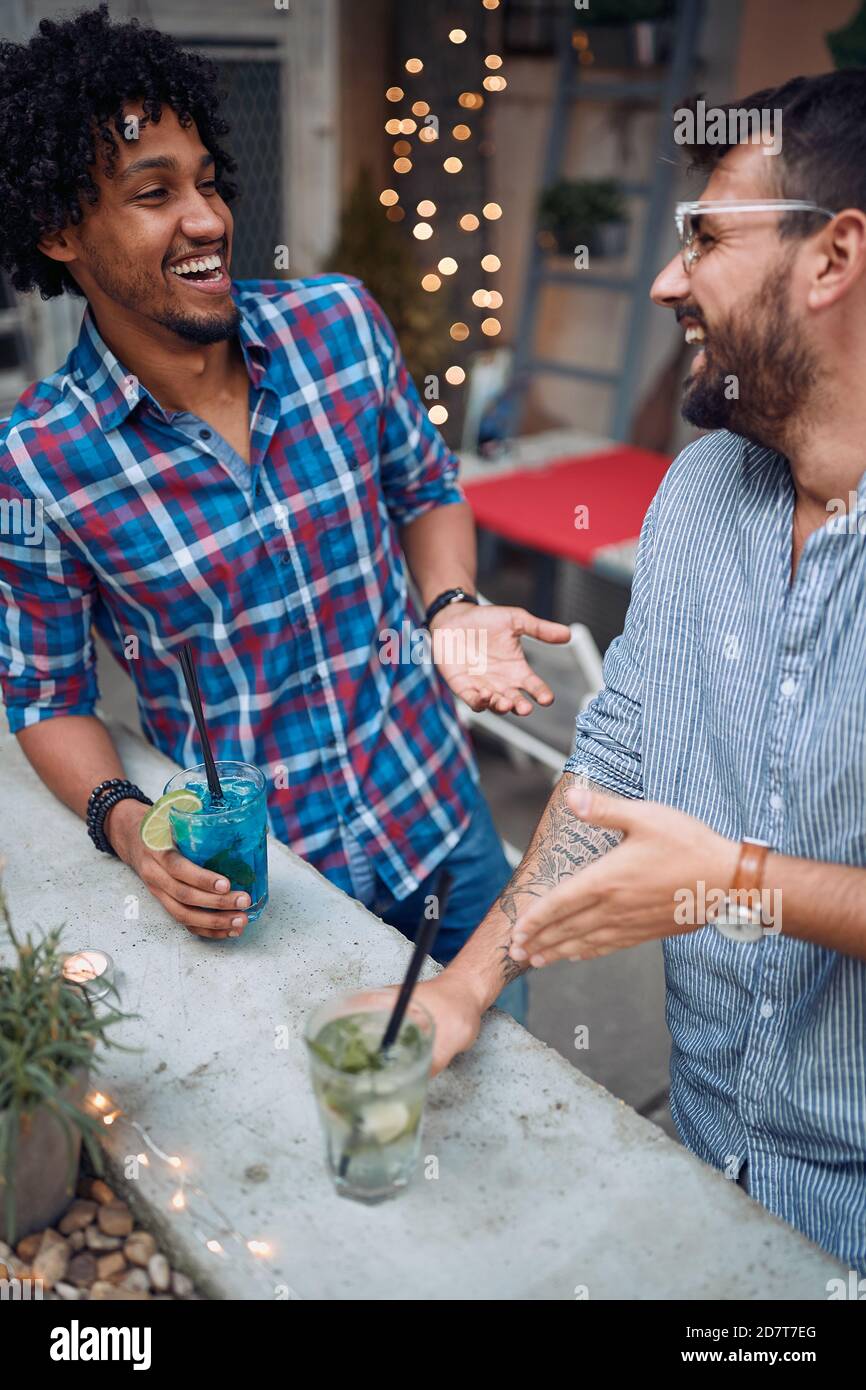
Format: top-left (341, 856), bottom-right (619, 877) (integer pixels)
top-left (171, 254), bottom-right (222, 276)
top-left (685, 326), bottom-right (706, 344)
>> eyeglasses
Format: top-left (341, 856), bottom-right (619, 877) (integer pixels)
top-left (674, 199), bottom-right (838, 273)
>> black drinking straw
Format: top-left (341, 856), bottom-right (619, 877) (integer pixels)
top-left (178, 642), bottom-right (224, 804)
top-left (379, 870), bottom-right (450, 1052)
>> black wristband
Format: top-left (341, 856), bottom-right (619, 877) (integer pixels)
top-left (424, 587), bottom-right (479, 627)
top-left (86, 779), bottom-right (153, 857)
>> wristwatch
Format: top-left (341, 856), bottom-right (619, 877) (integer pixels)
top-left (708, 836), bottom-right (770, 943)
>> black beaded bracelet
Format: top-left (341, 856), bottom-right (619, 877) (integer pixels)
top-left (86, 778), bottom-right (153, 857)
top-left (424, 587), bottom-right (479, 628)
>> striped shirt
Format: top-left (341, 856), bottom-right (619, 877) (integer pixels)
top-left (566, 430), bottom-right (866, 1275)
top-left (0, 276), bottom-right (479, 898)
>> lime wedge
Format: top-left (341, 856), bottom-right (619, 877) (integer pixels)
top-left (139, 789), bottom-right (203, 851)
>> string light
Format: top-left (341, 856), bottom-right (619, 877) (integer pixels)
top-left (394, 157), bottom-right (413, 174)
top-left (438, 257), bottom-right (458, 275)
top-left (428, 405), bottom-right (449, 425)
top-left (393, 141), bottom-right (412, 157)
top-left (385, 118), bottom-right (402, 135)
top-left (443, 157), bottom-right (463, 174)
top-left (449, 29), bottom-right (467, 44)
top-left (385, 206), bottom-right (405, 222)
top-left (445, 366), bottom-right (466, 385)
top-left (485, 55), bottom-right (503, 69)
top-left (450, 323), bottom-right (470, 341)
top-left (385, 86), bottom-right (404, 102)
top-left (379, 188), bottom-right (399, 207)
top-left (472, 289), bottom-right (492, 308)
top-left (405, 58), bottom-right (423, 73)
top-left (488, 290), bottom-right (504, 309)
top-left (481, 253), bottom-right (501, 272)
top-left (483, 75), bottom-right (508, 92)
top-left (481, 318), bottom-right (502, 336)
top-left (413, 223), bottom-right (433, 240)
top-left (482, 0), bottom-right (500, 8)
top-left (400, 118), bottom-right (417, 134)
top-left (452, 125), bottom-right (472, 141)
top-left (412, 101), bottom-right (429, 116)
top-left (483, 202), bottom-right (503, 220)
top-left (422, 274), bottom-right (442, 292)
top-left (459, 214), bottom-right (480, 231)
top-left (86, 1089), bottom-right (276, 1274)
top-left (418, 127), bottom-right (438, 143)
top-left (459, 92), bottom-right (484, 110)
top-left (417, 199), bottom-right (436, 216)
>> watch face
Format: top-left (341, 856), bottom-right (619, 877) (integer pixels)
top-left (712, 896), bottom-right (764, 943)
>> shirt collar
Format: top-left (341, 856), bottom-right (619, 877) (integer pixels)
top-left (70, 284), bottom-right (272, 433)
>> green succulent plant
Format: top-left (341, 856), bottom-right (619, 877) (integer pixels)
top-left (0, 869), bottom-right (137, 1242)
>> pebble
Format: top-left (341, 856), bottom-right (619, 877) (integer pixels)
top-left (32, 1240), bottom-right (70, 1290)
top-left (68, 1230), bottom-right (86, 1251)
top-left (67, 1251), bottom-right (98, 1287)
top-left (85, 1227), bottom-right (122, 1251)
top-left (0, 1241), bottom-right (11, 1261)
top-left (121, 1268), bottom-right (151, 1293)
top-left (147, 1252), bottom-right (170, 1292)
top-left (55, 1281), bottom-right (83, 1301)
top-left (171, 1270), bottom-right (194, 1298)
top-left (95, 1251), bottom-right (126, 1281)
top-left (59, 1199), bottom-right (98, 1234)
top-left (98, 1203), bottom-right (134, 1238)
top-left (15, 1232), bottom-right (42, 1263)
top-left (124, 1231), bottom-right (157, 1267)
top-left (90, 1281), bottom-right (151, 1301)
top-left (79, 1178), bottom-right (116, 1206)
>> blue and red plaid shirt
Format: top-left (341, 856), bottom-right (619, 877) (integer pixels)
top-left (0, 276), bottom-right (480, 897)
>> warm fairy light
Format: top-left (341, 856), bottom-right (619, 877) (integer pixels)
top-left (137, 1154), bottom-right (149, 1167)
top-left (579, 50), bottom-right (595, 66)
top-left (380, 188), bottom-right (399, 207)
top-left (488, 290), bottom-right (504, 309)
top-left (400, 118), bottom-right (417, 134)
top-left (481, 318), bottom-right (502, 336)
top-left (168, 1155), bottom-right (182, 1168)
top-left (485, 54), bottom-right (503, 69)
top-left (206, 1240), bottom-right (224, 1255)
top-left (394, 157), bottom-right (413, 174)
top-left (484, 75), bottom-right (507, 92)
top-left (452, 124), bottom-right (472, 141)
top-left (573, 31), bottom-right (590, 51)
top-left (438, 257), bottom-right (458, 275)
top-left (449, 28), bottom-right (467, 43)
top-left (103, 1110), bottom-right (122, 1126)
top-left (445, 365), bottom-right (466, 385)
top-left (428, 405), bottom-right (449, 425)
top-left (481, 253), bottom-right (501, 272)
top-left (413, 223), bottom-right (433, 240)
top-left (247, 1240), bottom-right (271, 1257)
top-left (405, 58), bottom-right (423, 73)
top-left (459, 213), bottom-right (480, 231)
top-left (171, 1190), bottom-right (186, 1210)
top-left (459, 92), bottom-right (484, 110)
top-left (483, 202), bottom-right (503, 220)
top-left (421, 274), bottom-right (442, 291)
top-left (393, 141), bottom-right (412, 156)
top-left (483, 0), bottom-right (500, 8)
top-left (450, 322), bottom-right (470, 341)
top-left (385, 206), bottom-right (405, 222)
top-left (386, 86), bottom-right (404, 102)
top-left (92, 1092), bottom-right (108, 1110)
top-left (418, 126), bottom-right (438, 143)
top-left (385, 118), bottom-right (402, 135)
top-left (412, 101), bottom-right (429, 116)
top-left (444, 157), bottom-right (463, 173)
top-left (417, 199), bottom-right (436, 216)
top-left (472, 289), bottom-right (492, 307)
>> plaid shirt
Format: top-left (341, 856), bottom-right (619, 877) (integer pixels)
top-left (0, 276), bottom-right (480, 897)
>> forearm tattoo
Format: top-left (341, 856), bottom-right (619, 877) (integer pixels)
top-left (497, 773), bottom-right (622, 985)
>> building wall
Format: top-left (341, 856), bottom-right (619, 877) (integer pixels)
top-left (735, 0), bottom-right (858, 95)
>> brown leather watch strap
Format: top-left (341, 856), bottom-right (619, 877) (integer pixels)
top-left (733, 839), bottom-right (770, 894)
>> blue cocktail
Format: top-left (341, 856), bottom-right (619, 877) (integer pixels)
top-left (162, 761), bottom-right (269, 923)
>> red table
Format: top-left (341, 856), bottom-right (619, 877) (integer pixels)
top-left (462, 446), bottom-right (672, 571)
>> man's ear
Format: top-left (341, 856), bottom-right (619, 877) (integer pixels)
top-left (36, 227), bottom-right (78, 265)
top-left (807, 209), bottom-right (866, 311)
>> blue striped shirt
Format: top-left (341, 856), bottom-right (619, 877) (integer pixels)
top-left (565, 430), bottom-right (866, 1274)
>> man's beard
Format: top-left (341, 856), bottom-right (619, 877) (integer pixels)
top-left (80, 241), bottom-right (240, 344)
top-left (681, 258), bottom-right (822, 451)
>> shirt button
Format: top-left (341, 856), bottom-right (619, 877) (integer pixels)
top-left (309, 671), bottom-right (322, 688)
top-left (780, 677), bottom-right (797, 697)
top-left (769, 792), bottom-right (784, 811)
top-left (280, 552), bottom-right (291, 564)
top-left (199, 429), bottom-right (212, 440)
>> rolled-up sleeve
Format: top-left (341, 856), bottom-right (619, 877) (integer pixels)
top-left (358, 285), bottom-right (464, 528)
top-left (563, 493), bottom-right (657, 799)
top-left (0, 474), bottom-right (100, 733)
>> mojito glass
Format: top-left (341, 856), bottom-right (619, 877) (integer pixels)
top-left (162, 761), bottom-right (269, 923)
top-left (305, 990), bottom-right (434, 1204)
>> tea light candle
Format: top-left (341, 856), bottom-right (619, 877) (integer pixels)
top-left (61, 949), bottom-right (115, 1001)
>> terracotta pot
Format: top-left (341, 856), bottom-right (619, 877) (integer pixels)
top-left (0, 1065), bottom-right (89, 1243)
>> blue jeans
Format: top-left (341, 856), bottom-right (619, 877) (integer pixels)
top-left (345, 796), bottom-right (528, 1025)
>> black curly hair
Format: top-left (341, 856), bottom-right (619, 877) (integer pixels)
top-left (0, 3), bottom-right (237, 299)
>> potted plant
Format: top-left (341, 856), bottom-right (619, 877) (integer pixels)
top-left (538, 178), bottom-right (629, 259)
top-left (0, 867), bottom-right (133, 1243)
